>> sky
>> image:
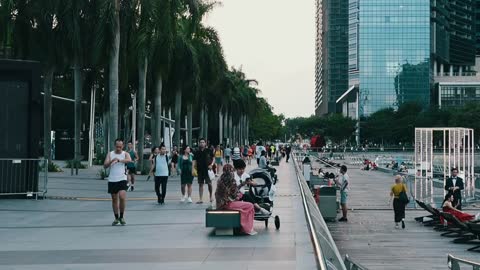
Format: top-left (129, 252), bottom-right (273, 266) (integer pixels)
top-left (205, 0), bottom-right (315, 118)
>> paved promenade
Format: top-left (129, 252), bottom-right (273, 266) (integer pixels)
top-left (321, 164), bottom-right (480, 269)
top-left (0, 161), bottom-right (316, 270)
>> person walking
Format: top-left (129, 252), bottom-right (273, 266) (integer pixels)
top-left (214, 145), bottom-right (223, 177)
top-left (335, 165), bottom-right (349, 222)
top-left (389, 175), bottom-right (407, 229)
top-left (193, 138), bottom-right (214, 204)
top-left (103, 139), bottom-right (132, 226)
top-left (285, 145), bottom-right (291, 163)
top-left (147, 146), bottom-right (160, 181)
top-left (247, 146), bottom-right (253, 165)
top-left (255, 142), bottom-right (266, 165)
top-left (224, 145), bottom-right (232, 164)
top-left (232, 143), bottom-right (242, 168)
top-left (258, 150), bottom-right (268, 169)
top-left (152, 144), bottom-right (170, 204)
top-left (126, 142), bottom-right (139, 191)
top-left (170, 146), bottom-right (179, 176)
top-left (445, 167), bottom-right (464, 210)
top-left (178, 146), bottom-right (194, 203)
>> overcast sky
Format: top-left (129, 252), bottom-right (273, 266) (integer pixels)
top-left (205, 0), bottom-right (315, 118)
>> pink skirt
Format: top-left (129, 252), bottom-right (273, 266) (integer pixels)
top-left (225, 201), bottom-right (255, 234)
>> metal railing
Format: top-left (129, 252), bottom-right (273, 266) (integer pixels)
top-left (447, 254), bottom-right (480, 270)
top-left (344, 255), bottom-right (368, 270)
top-left (0, 158), bottom-right (48, 199)
top-left (292, 151), bottom-right (346, 270)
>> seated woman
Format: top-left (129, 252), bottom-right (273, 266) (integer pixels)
top-left (441, 193), bottom-right (478, 223)
top-left (215, 164), bottom-right (257, 236)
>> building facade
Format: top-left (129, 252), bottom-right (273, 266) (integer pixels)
top-left (318, 0), bottom-right (480, 117)
top-left (348, 0), bottom-right (431, 117)
top-left (314, 0), bottom-right (349, 116)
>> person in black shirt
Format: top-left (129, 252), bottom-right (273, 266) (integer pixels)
top-left (445, 167), bottom-right (464, 210)
top-left (192, 138), bottom-right (214, 204)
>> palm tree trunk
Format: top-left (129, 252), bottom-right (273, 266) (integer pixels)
top-left (43, 68), bottom-right (54, 162)
top-left (108, 0), bottom-right (120, 148)
top-left (174, 87), bottom-right (182, 147)
top-left (74, 61), bottom-right (83, 163)
top-left (223, 109), bottom-right (228, 145)
top-left (137, 57), bottom-right (147, 172)
top-left (153, 72), bottom-right (162, 146)
top-left (218, 108), bottom-right (223, 146)
top-left (205, 106), bottom-right (209, 142)
top-left (199, 104), bottom-right (205, 139)
top-left (103, 108), bottom-right (109, 153)
top-left (228, 112), bottom-right (235, 144)
top-left (187, 103), bottom-right (193, 147)
top-left (246, 116), bottom-right (250, 145)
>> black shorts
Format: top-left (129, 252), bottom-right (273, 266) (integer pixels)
top-left (197, 171), bottom-right (212, 185)
top-left (127, 167), bottom-right (136, 174)
top-left (108, 180), bottom-right (128, 194)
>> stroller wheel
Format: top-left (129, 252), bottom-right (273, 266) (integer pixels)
top-left (265, 219), bottom-right (269, 228)
top-left (275, 215), bottom-right (280, 230)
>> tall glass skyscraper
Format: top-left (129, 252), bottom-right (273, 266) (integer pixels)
top-left (315, 0), bottom-right (349, 116)
top-left (348, 0), bottom-right (431, 117)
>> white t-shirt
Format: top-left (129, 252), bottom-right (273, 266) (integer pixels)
top-left (256, 146), bottom-right (266, 158)
top-left (108, 151), bottom-right (127, 182)
top-left (234, 172), bottom-right (251, 194)
top-left (232, 147), bottom-right (241, 160)
top-left (338, 173), bottom-right (350, 192)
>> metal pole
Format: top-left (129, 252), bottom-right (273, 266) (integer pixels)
top-left (88, 85), bottom-right (96, 167)
top-left (443, 129), bottom-right (446, 197)
top-left (471, 129), bottom-right (475, 196)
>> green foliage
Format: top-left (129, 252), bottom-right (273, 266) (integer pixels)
top-left (65, 160), bottom-right (87, 169)
top-left (250, 98), bottom-right (285, 141)
top-left (97, 168), bottom-right (109, 180)
top-left (285, 114), bottom-right (356, 144)
top-left (40, 161), bottom-right (63, 172)
top-left (93, 152), bottom-right (106, 166)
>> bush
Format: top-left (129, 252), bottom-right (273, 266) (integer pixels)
top-left (40, 161), bottom-right (63, 172)
top-left (65, 160), bottom-right (87, 169)
top-left (97, 168), bottom-right (109, 180)
top-left (93, 152), bottom-right (106, 165)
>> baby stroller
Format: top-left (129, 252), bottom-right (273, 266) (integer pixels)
top-left (248, 168), bottom-right (280, 229)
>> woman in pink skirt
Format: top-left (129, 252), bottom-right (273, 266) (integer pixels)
top-left (215, 164), bottom-right (257, 235)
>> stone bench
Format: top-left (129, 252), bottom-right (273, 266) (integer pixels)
top-left (205, 207), bottom-right (241, 236)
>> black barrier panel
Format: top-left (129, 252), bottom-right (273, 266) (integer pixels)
top-left (0, 60), bottom-right (42, 159)
top-left (0, 160), bottom-right (39, 194)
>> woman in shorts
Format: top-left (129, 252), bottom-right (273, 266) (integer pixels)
top-left (214, 145), bottom-right (223, 176)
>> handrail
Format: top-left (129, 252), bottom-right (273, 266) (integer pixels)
top-left (344, 254), bottom-right (369, 270)
top-left (447, 254), bottom-right (480, 270)
top-left (293, 152), bottom-right (328, 270)
top-left (292, 151), bottom-right (347, 270)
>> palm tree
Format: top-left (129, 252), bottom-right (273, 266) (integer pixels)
top-left (95, 0), bottom-right (120, 148)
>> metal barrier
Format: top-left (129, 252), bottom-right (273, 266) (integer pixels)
top-left (344, 255), bottom-right (368, 270)
top-left (447, 254), bottom-right (480, 270)
top-left (292, 151), bottom-right (347, 270)
top-left (0, 158), bottom-right (48, 199)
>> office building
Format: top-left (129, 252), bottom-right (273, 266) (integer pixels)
top-left (336, 0), bottom-right (479, 117)
top-left (347, 0), bottom-right (431, 117)
top-left (314, 0), bottom-right (349, 116)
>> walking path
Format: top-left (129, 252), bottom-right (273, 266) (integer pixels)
top-left (322, 165), bottom-right (480, 269)
top-left (0, 160), bottom-right (316, 269)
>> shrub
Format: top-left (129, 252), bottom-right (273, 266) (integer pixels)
top-left (65, 160), bottom-right (87, 169)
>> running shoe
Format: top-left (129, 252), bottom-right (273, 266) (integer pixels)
top-left (187, 197), bottom-right (193, 203)
top-left (180, 196), bottom-right (186, 203)
top-left (119, 218), bottom-right (126, 225)
top-left (112, 219), bottom-right (120, 226)
top-left (247, 230), bottom-right (258, 236)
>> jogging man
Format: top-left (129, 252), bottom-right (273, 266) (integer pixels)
top-left (193, 138), bottom-right (214, 204)
top-left (104, 139), bottom-right (132, 226)
top-left (126, 142), bottom-right (139, 191)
